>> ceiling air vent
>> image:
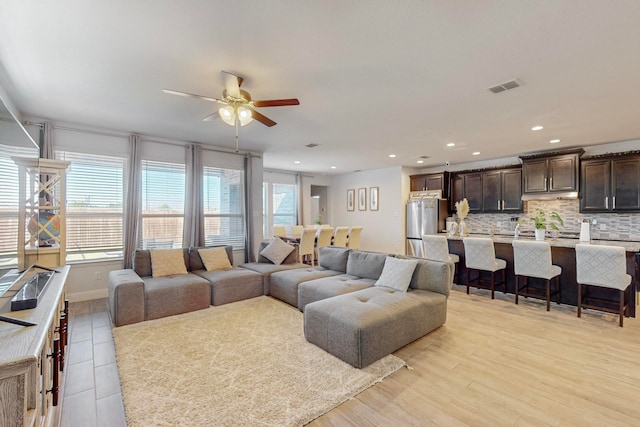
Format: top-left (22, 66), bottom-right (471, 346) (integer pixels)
top-left (305, 143), bottom-right (319, 148)
top-left (488, 79), bottom-right (522, 94)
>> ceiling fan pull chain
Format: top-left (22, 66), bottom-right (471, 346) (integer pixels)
top-left (235, 116), bottom-right (240, 153)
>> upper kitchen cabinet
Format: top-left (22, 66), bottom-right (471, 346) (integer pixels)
top-left (410, 172), bottom-right (449, 197)
top-left (521, 149), bottom-right (584, 198)
top-left (482, 168), bottom-right (523, 212)
top-left (580, 152), bottom-right (640, 212)
top-left (450, 172), bottom-right (482, 213)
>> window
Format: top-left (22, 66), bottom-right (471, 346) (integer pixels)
top-left (203, 166), bottom-right (245, 250)
top-left (56, 151), bottom-right (126, 262)
top-left (0, 144), bottom-right (38, 268)
top-left (140, 160), bottom-right (185, 249)
top-left (262, 179), bottom-right (297, 239)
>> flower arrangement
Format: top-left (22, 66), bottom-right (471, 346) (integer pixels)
top-left (530, 210), bottom-right (564, 230)
top-left (455, 198), bottom-right (470, 220)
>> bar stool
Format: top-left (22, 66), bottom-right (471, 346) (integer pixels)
top-left (462, 237), bottom-right (506, 299)
top-left (575, 243), bottom-right (632, 327)
top-left (512, 240), bottom-right (562, 311)
top-left (422, 235), bottom-right (459, 285)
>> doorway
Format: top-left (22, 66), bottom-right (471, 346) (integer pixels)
top-left (310, 185), bottom-right (329, 225)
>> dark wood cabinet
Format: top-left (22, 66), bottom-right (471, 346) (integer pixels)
top-left (449, 172), bottom-right (483, 213)
top-left (482, 169), bottom-right (523, 212)
top-left (409, 172), bottom-right (449, 196)
top-left (580, 154), bottom-right (640, 212)
top-left (522, 150), bottom-right (582, 196)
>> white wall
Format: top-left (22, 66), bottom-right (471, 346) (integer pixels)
top-left (329, 166), bottom-right (412, 254)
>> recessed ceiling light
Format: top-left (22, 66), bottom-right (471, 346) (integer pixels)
top-left (330, 166), bottom-right (337, 169)
top-left (550, 139), bottom-right (560, 144)
top-left (446, 143), bottom-right (455, 147)
top-left (389, 154), bottom-right (396, 158)
top-left (293, 160), bottom-right (300, 164)
top-left (472, 151), bottom-right (480, 156)
top-left (531, 125), bottom-right (543, 131)
top-left (417, 160), bottom-right (424, 164)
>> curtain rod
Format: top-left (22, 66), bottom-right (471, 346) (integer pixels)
top-left (264, 168), bottom-right (315, 178)
top-left (24, 121), bottom-right (261, 158)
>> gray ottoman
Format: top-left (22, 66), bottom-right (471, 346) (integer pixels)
top-left (304, 287), bottom-right (448, 368)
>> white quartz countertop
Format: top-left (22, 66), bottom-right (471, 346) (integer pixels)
top-left (443, 233), bottom-right (640, 252)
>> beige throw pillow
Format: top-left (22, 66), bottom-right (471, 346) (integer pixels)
top-left (374, 256), bottom-right (419, 292)
top-left (198, 247), bottom-right (232, 271)
top-left (150, 248), bottom-right (188, 278)
top-left (260, 237), bottom-right (295, 265)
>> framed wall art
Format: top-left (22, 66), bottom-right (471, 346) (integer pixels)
top-left (358, 188), bottom-right (367, 211)
top-left (370, 187), bottom-right (379, 211)
top-left (347, 189), bottom-right (355, 211)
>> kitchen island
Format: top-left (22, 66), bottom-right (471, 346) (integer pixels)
top-left (445, 234), bottom-right (639, 317)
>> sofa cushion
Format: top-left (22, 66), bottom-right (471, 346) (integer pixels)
top-left (150, 248), bottom-right (188, 278)
top-left (297, 274), bottom-right (375, 311)
top-left (270, 267), bottom-right (342, 308)
top-left (198, 247), bottom-right (232, 271)
top-left (318, 246), bottom-right (351, 273)
top-left (193, 268), bottom-right (264, 306)
top-left (374, 256), bottom-right (418, 292)
top-left (260, 237), bottom-right (296, 265)
top-left (345, 250), bottom-right (388, 280)
top-left (395, 255), bottom-right (452, 297)
top-left (143, 273), bottom-right (211, 320)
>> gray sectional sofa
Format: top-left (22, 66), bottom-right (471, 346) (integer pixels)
top-left (271, 246), bottom-right (453, 367)
top-left (108, 241), bottom-right (452, 369)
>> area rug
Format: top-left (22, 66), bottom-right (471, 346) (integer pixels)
top-left (112, 296), bottom-right (405, 427)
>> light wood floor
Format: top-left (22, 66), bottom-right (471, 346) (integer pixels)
top-left (60, 286), bottom-right (640, 426)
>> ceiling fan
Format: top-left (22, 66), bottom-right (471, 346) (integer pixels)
top-left (163, 70), bottom-right (300, 151)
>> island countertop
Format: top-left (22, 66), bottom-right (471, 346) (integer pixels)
top-left (443, 233), bottom-right (640, 252)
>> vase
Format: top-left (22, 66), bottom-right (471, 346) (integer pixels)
top-left (459, 220), bottom-right (467, 237)
top-left (535, 228), bottom-right (546, 241)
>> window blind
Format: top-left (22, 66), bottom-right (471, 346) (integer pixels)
top-left (56, 151), bottom-right (126, 261)
top-left (203, 166), bottom-right (245, 250)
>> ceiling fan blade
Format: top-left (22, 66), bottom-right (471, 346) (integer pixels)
top-left (202, 112), bottom-right (219, 121)
top-left (253, 98), bottom-right (300, 108)
top-left (251, 109), bottom-right (277, 127)
top-left (221, 70), bottom-right (242, 98)
top-left (162, 89), bottom-right (225, 104)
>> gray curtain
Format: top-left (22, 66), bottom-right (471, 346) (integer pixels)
top-left (184, 144), bottom-right (204, 247)
top-left (296, 173), bottom-right (303, 225)
top-left (244, 154), bottom-right (255, 262)
top-left (123, 135), bottom-right (141, 269)
top-left (39, 122), bottom-right (54, 159)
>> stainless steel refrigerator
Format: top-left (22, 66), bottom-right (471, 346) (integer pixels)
top-left (406, 196), bottom-right (448, 257)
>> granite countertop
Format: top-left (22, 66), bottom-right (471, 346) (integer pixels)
top-left (443, 233), bottom-right (640, 252)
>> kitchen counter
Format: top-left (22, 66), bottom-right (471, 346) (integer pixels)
top-left (443, 234), bottom-right (639, 317)
top-left (443, 233), bottom-right (640, 252)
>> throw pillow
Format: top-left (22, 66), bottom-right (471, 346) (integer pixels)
top-left (198, 247), bottom-right (232, 271)
top-left (260, 237), bottom-right (295, 265)
top-left (374, 256), bottom-right (419, 292)
top-left (150, 248), bottom-right (188, 278)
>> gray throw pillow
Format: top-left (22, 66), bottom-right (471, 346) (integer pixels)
top-left (374, 256), bottom-right (419, 292)
top-left (260, 237), bottom-right (295, 265)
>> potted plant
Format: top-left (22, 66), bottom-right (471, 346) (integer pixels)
top-left (530, 210), bottom-right (564, 240)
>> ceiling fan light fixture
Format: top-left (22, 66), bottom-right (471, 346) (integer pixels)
top-left (237, 106), bottom-right (253, 126)
top-left (219, 105), bottom-right (235, 126)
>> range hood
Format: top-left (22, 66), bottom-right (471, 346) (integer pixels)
top-left (521, 191), bottom-right (579, 201)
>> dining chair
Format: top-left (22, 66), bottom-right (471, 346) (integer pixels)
top-left (291, 225), bottom-right (304, 239)
top-left (332, 227), bottom-right (349, 247)
top-left (272, 225), bottom-right (286, 238)
top-left (575, 243), bottom-right (632, 327)
top-left (299, 228), bottom-right (317, 266)
top-left (512, 240), bottom-right (562, 311)
top-left (315, 226), bottom-right (334, 259)
top-left (346, 226), bottom-right (363, 249)
top-left (422, 235), bottom-right (459, 284)
top-left (462, 237), bottom-right (506, 299)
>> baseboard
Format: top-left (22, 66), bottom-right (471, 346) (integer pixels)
top-left (67, 289), bottom-right (108, 302)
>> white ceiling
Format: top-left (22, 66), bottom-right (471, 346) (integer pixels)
top-left (1, 1), bottom-right (640, 174)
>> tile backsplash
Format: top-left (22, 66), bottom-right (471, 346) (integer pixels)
top-left (458, 200), bottom-right (640, 241)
